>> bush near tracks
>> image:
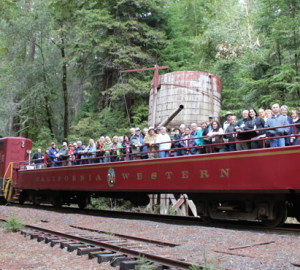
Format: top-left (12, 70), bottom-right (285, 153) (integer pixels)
top-left (2, 215), bottom-right (24, 232)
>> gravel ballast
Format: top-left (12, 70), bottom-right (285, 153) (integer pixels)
top-left (1, 205), bottom-right (300, 269)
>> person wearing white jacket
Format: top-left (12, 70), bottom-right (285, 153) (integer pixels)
top-left (156, 127), bottom-right (171, 158)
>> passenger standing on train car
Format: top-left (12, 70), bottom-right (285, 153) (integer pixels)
top-left (190, 123), bottom-right (198, 155)
top-left (140, 128), bottom-right (148, 159)
top-left (110, 136), bottom-right (122, 162)
top-left (223, 111), bottom-right (233, 131)
top-left (281, 105), bottom-right (293, 146)
top-left (235, 110), bottom-right (251, 151)
top-left (156, 126), bottom-right (171, 158)
top-left (85, 139), bottom-right (96, 163)
top-left (265, 109), bottom-right (272, 118)
top-left (122, 135), bottom-right (131, 161)
top-left (179, 127), bottom-right (193, 155)
top-left (243, 108), bottom-right (265, 149)
top-left (207, 121), bottom-right (226, 153)
top-left (72, 142), bottom-right (77, 163)
top-left (103, 136), bottom-right (112, 163)
top-left (171, 127), bottom-right (182, 157)
top-left (196, 122), bottom-right (207, 154)
top-left (44, 148), bottom-right (51, 167)
top-left (74, 141), bottom-right (83, 165)
top-left (131, 127), bottom-right (144, 159)
top-left (48, 142), bottom-right (59, 167)
top-left (290, 110), bottom-right (300, 145)
top-left (175, 123), bottom-right (184, 154)
top-left (95, 137), bottom-right (105, 163)
top-left (179, 124), bottom-right (186, 136)
top-left (265, 103), bottom-right (289, 148)
top-left (156, 127), bottom-right (162, 135)
top-left (68, 144), bottom-right (75, 165)
top-left (144, 127), bottom-right (158, 159)
top-left (258, 108), bottom-right (267, 121)
top-left (202, 115), bottom-right (215, 153)
top-left (224, 116), bottom-right (237, 151)
top-left (32, 148), bottom-right (44, 168)
top-left (59, 142), bottom-right (69, 166)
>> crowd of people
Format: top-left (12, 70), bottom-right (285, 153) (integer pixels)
top-left (31, 103), bottom-right (300, 168)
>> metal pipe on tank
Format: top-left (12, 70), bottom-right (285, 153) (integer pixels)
top-left (157, 105), bottom-right (184, 128)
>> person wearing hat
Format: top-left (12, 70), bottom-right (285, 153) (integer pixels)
top-left (172, 127), bottom-right (182, 156)
top-left (144, 127), bottom-right (158, 159)
top-left (298, 103), bottom-right (300, 118)
top-left (48, 142), bottom-right (59, 167)
top-left (58, 142), bottom-right (69, 166)
top-left (202, 114), bottom-right (216, 153)
top-left (73, 140), bottom-right (83, 165)
top-left (223, 111), bottom-right (233, 131)
top-left (156, 126), bottom-right (162, 135)
top-left (130, 127), bottom-right (144, 159)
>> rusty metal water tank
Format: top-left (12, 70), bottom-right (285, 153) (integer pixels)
top-left (148, 71), bottom-right (221, 128)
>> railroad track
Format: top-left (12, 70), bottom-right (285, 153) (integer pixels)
top-left (1, 219), bottom-right (201, 269)
top-left (5, 202), bottom-right (300, 234)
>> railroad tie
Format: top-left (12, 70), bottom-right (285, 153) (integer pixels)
top-left (76, 246), bottom-right (104, 256)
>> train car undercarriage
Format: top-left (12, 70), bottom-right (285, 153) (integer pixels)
top-left (189, 193), bottom-right (300, 227)
top-left (16, 189), bottom-right (300, 227)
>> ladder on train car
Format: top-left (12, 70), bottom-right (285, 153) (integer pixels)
top-left (1, 162), bottom-right (14, 202)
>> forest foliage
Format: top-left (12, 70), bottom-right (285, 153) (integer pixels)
top-left (0, 0), bottom-right (299, 150)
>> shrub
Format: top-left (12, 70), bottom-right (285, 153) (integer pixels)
top-left (2, 215), bottom-right (25, 232)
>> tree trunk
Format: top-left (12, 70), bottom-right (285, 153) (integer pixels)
top-left (28, 36), bottom-right (36, 62)
top-left (276, 40), bottom-right (282, 66)
top-left (38, 35), bottom-right (55, 136)
top-left (245, 0), bottom-right (253, 48)
top-left (61, 36), bottom-right (69, 140)
top-left (290, 1), bottom-right (299, 76)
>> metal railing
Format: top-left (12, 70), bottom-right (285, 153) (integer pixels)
top-left (19, 123), bottom-right (300, 169)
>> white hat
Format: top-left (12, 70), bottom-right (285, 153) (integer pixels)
top-left (62, 142), bottom-right (67, 146)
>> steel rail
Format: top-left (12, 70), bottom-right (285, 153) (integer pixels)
top-left (20, 223), bottom-right (200, 269)
top-left (69, 224), bottom-right (178, 247)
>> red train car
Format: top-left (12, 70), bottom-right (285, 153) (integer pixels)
top-left (1, 136), bottom-right (300, 227)
top-left (0, 137), bottom-right (32, 202)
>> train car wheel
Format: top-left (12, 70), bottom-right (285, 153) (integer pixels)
top-left (262, 201), bottom-right (287, 228)
top-left (32, 192), bottom-right (41, 206)
top-left (18, 192), bottom-right (26, 205)
top-left (77, 196), bottom-right (88, 209)
top-left (52, 198), bottom-right (63, 208)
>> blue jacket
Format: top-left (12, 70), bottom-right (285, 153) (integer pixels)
top-left (265, 114), bottom-right (289, 135)
top-left (48, 147), bottom-right (58, 162)
top-left (196, 129), bottom-right (205, 146)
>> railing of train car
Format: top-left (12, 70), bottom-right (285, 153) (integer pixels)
top-left (18, 123), bottom-right (300, 170)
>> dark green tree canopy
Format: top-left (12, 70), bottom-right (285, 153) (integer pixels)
top-left (0, 0), bottom-right (299, 150)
